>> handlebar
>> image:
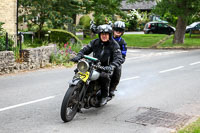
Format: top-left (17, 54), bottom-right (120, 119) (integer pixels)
top-left (92, 64), bottom-right (105, 71)
top-left (83, 55), bottom-right (99, 62)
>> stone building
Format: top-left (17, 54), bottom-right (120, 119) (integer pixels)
top-left (0, 0), bottom-right (17, 36)
top-left (121, 0), bottom-right (157, 12)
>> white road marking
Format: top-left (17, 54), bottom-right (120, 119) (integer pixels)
top-left (190, 61), bottom-right (200, 66)
top-left (120, 76), bottom-right (140, 82)
top-left (159, 66), bottom-right (184, 73)
top-left (0, 96), bottom-right (56, 112)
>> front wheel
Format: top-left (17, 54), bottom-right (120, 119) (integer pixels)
top-left (60, 84), bottom-right (81, 122)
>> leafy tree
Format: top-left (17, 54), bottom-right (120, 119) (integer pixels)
top-left (128, 0), bottom-right (200, 44)
top-left (19, 0), bottom-right (83, 38)
top-left (82, 0), bottom-right (124, 25)
top-left (19, 0), bottom-right (125, 37)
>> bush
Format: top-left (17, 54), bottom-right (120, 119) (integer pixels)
top-left (79, 15), bottom-right (91, 30)
top-left (0, 22), bottom-right (13, 51)
top-left (48, 29), bottom-right (82, 45)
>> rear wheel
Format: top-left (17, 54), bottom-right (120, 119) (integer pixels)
top-left (60, 84), bottom-right (81, 122)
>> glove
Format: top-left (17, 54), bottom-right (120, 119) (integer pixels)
top-left (70, 56), bottom-right (81, 62)
top-left (104, 65), bottom-right (115, 73)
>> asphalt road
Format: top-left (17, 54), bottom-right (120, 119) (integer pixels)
top-left (0, 49), bottom-right (200, 133)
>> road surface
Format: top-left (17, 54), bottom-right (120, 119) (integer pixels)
top-left (0, 49), bottom-right (200, 133)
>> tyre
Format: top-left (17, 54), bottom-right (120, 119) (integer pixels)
top-left (169, 31), bottom-right (174, 35)
top-left (60, 83), bottom-right (81, 122)
top-left (148, 31), bottom-right (153, 34)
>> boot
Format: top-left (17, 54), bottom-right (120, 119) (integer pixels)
top-left (100, 97), bottom-right (107, 106)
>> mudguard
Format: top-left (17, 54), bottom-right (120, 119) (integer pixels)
top-left (68, 78), bottom-right (82, 86)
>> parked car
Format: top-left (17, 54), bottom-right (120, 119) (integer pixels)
top-left (144, 21), bottom-right (175, 35)
top-left (186, 22), bottom-right (200, 33)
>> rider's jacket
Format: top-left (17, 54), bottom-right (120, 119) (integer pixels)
top-left (77, 38), bottom-right (123, 68)
top-left (113, 36), bottom-right (127, 64)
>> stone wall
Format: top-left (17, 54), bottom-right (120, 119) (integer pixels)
top-left (0, 45), bottom-right (56, 75)
top-left (0, 51), bottom-right (15, 74)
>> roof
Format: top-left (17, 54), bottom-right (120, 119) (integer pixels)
top-left (121, 0), bottom-right (157, 10)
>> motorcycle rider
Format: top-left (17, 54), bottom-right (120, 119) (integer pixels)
top-left (109, 21), bottom-right (127, 97)
top-left (71, 24), bottom-right (123, 106)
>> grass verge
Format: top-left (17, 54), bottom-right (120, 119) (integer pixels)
top-left (178, 118), bottom-right (200, 133)
top-left (78, 34), bottom-right (168, 48)
top-left (78, 33), bottom-right (200, 48)
top-left (159, 34), bottom-right (200, 48)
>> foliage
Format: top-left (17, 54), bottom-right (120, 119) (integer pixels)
top-left (188, 12), bottom-right (200, 25)
top-left (79, 15), bottom-right (91, 30)
top-left (0, 22), bottom-right (13, 51)
top-left (178, 118), bottom-right (200, 133)
top-left (83, 0), bottom-right (124, 25)
top-left (50, 43), bottom-right (80, 66)
top-left (125, 9), bottom-right (149, 31)
top-left (19, 0), bottom-right (83, 38)
top-left (0, 22), bottom-right (5, 33)
top-left (19, 0), bottom-right (126, 36)
top-left (128, 0), bottom-right (200, 44)
top-left (48, 29), bottom-right (82, 46)
top-left (22, 38), bottom-right (49, 49)
top-left (159, 12), bottom-right (178, 27)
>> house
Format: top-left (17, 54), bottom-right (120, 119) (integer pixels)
top-left (121, 0), bottom-right (157, 12)
top-left (0, 0), bottom-right (17, 36)
top-left (0, 0), bottom-right (17, 45)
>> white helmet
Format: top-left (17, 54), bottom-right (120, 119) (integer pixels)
top-left (113, 21), bottom-right (125, 32)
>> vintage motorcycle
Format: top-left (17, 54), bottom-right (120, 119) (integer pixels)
top-left (60, 55), bottom-right (112, 122)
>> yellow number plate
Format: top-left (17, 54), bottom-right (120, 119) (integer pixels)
top-left (78, 72), bottom-right (90, 82)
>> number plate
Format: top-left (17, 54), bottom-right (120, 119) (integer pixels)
top-left (78, 72), bottom-right (90, 82)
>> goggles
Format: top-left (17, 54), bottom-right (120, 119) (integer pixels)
top-left (114, 28), bottom-right (124, 32)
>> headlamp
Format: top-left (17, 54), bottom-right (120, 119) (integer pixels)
top-left (77, 60), bottom-right (89, 73)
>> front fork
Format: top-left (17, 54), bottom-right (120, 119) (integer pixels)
top-left (69, 78), bottom-right (89, 111)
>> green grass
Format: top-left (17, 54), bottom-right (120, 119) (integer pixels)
top-left (77, 35), bottom-right (98, 45)
top-left (178, 118), bottom-right (200, 133)
top-left (160, 34), bottom-right (200, 48)
top-left (78, 34), bottom-right (168, 48)
top-left (123, 34), bottom-right (167, 47)
top-left (78, 33), bottom-right (200, 48)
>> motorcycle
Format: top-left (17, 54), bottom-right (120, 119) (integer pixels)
top-left (60, 55), bottom-right (112, 122)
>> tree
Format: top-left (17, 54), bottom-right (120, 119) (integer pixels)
top-left (127, 0), bottom-right (200, 44)
top-left (19, 0), bottom-right (124, 37)
top-left (82, 0), bottom-right (124, 25)
top-left (19, 0), bottom-right (84, 38)
top-left (19, 0), bottom-right (55, 38)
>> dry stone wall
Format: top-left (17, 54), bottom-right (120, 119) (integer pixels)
top-left (0, 45), bottom-right (56, 75)
top-left (0, 51), bottom-right (15, 74)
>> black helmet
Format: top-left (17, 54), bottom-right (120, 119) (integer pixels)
top-left (113, 21), bottom-right (125, 32)
top-left (98, 24), bottom-right (112, 34)
top-left (97, 24), bottom-right (112, 40)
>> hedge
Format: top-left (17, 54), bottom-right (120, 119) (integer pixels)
top-left (48, 29), bottom-right (82, 45)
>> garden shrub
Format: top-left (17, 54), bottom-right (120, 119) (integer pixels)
top-left (0, 22), bottom-right (13, 51)
top-left (79, 15), bottom-right (91, 30)
top-left (48, 29), bottom-right (82, 45)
